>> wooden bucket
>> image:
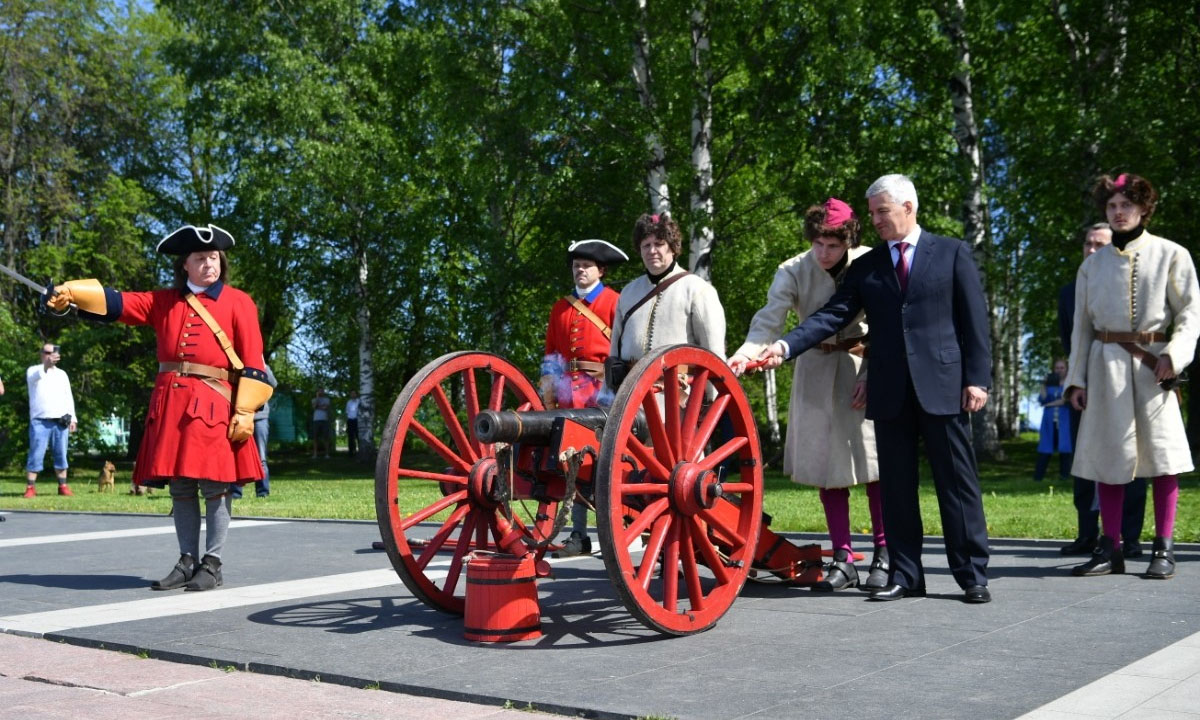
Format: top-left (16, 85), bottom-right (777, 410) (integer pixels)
top-left (464, 552), bottom-right (541, 642)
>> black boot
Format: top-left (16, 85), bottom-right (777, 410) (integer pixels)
top-left (813, 549), bottom-right (859, 592)
top-left (185, 555), bottom-right (223, 591)
top-left (1072, 536), bottom-right (1125, 576)
top-left (1060, 536), bottom-right (1097, 556)
top-left (1145, 537), bottom-right (1175, 579)
top-left (861, 545), bottom-right (890, 591)
top-left (151, 554), bottom-right (195, 590)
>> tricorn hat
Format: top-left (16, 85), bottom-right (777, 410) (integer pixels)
top-left (156, 224), bottom-right (235, 255)
top-left (567, 239), bottom-right (628, 266)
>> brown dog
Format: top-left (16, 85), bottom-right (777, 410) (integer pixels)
top-left (97, 461), bottom-right (116, 493)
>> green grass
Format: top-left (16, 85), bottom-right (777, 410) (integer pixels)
top-left (3, 436), bottom-right (1197, 542)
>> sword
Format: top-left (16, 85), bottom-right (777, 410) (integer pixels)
top-left (0, 263), bottom-right (72, 311)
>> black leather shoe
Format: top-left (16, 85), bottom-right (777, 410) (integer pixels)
top-left (1072, 536), bottom-right (1125, 576)
top-left (151, 554), bottom-right (195, 590)
top-left (813, 549), bottom-right (859, 592)
top-left (867, 583), bottom-right (926, 601)
top-left (860, 545), bottom-right (890, 591)
top-left (1145, 537), bottom-right (1175, 579)
top-left (1122, 539), bottom-right (1144, 559)
top-left (963, 585), bottom-right (991, 604)
top-left (185, 555), bottom-right (223, 591)
top-left (1060, 536), bottom-right (1097, 556)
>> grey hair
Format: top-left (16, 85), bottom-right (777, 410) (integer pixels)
top-left (865, 174), bottom-right (919, 211)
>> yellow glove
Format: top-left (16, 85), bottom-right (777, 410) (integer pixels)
top-left (228, 375), bottom-right (273, 443)
top-left (47, 279), bottom-right (107, 314)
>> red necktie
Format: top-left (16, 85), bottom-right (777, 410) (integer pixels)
top-left (895, 241), bottom-right (910, 292)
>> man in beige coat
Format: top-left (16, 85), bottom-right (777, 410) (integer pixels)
top-left (729, 198), bottom-right (885, 591)
top-left (1066, 173), bottom-right (1199, 580)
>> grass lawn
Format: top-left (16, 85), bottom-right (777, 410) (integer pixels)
top-left (4, 434), bottom-right (1197, 543)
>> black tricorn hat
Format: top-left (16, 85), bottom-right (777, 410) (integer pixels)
top-left (156, 224), bottom-right (235, 255)
top-left (567, 239), bottom-right (628, 266)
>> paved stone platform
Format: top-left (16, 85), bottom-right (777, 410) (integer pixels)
top-left (2, 510), bottom-right (1198, 720)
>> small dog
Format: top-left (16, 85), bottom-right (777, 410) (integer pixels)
top-left (97, 461), bottom-right (116, 493)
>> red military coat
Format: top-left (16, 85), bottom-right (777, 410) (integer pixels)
top-left (543, 285), bottom-right (619, 408)
top-left (116, 282), bottom-right (266, 486)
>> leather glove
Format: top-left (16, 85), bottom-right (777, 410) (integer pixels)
top-left (229, 375), bottom-right (273, 443)
top-left (47, 279), bottom-right (106, 314)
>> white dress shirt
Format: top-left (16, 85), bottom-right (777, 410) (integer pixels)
top-left (27, 364), bottom-right (76, 421)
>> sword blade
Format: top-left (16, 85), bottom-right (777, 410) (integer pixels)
top-left (0, 263), bottom-right (48, 295)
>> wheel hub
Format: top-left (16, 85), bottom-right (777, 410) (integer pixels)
top-left (467, 457), bottom-right (502, 509)
top-left (669, 461), bottom-right (720, 516)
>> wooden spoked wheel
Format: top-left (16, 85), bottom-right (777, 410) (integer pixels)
top-left (595, 344), bottom-right (763, 635)
top-left (375, 351), bottom-right (552, 614)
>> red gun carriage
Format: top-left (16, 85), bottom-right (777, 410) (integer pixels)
top-left (375, 344), bottom-right (821, 636)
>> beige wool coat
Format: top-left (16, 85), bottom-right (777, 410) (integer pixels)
top-left (610, 265), bottom-right (726, 362)
top-left (734, 247), bottom-right (878, 489)
top-left (1065, 230), bottom-right (1200, 484)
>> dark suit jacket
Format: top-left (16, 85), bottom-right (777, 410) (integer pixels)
top-left (1057, 281), bottom-right (1075, 355)
top-left (780, 230), bottom-right (991, 421)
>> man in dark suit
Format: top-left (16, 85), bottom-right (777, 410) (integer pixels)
top-left (759, 174), bottom-right (992, 603)
top-left (1056, 223), bottom-right (1147, 557)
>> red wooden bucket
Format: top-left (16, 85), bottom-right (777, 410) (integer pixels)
top-left (464, 552), bottom-right (541, 642)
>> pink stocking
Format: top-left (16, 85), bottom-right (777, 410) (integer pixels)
top-left (819, 487), bottom-right (852, 554)
top-left (866, 482), bottom-right (886, 547)
top-left (1097, 483), bottom-right (1125, 543)
top-left (1152, 474), bottom-right (1179, 539)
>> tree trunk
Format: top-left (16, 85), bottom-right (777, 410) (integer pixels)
top-left (631, 0), bottom-right (670, 215)
top-left (686, 2), bottom-right (715, 282)
top-left (938, 0), bottom-right (1003, 460)
top-left (354, 239), bottom-right (376, 462)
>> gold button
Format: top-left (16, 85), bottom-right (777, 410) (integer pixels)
top-left (178, 352), bottom-right (185, 358)
top-left (172, 383), bottom-right (181, 388)
top-left (180, 342), bottom-right (187, 347)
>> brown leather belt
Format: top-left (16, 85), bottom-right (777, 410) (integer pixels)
top-left (1096, 331), bottom-right (1166, 344)
top-left (566, 359), bottom-right (605, 375)
top-left (159, 361), bottom-right (232, 382)
top-left (159, 361), bottom-right (234, 403)
top-left (818, 338), bottom-right (866, 357)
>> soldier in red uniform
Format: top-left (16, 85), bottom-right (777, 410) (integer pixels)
top-left (541, 239), bottom-right (627, 555)
top-left (48, 224), bottom-right (272, 591)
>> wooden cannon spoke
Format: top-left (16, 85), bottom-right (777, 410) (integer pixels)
top-left (462, 367), bottom-right (483, 457)
top-left (415, 503), bottom-right (471, 571)
top-left (679, 521), bottom-right (706, 612)
top-left (637, 512), bottom-right (673, 591)
top-left (686, 393), bottom-right (731, 462)
top-left (698, 501), bottom-right (750, 555)
top-left (618, 482), bottom-right (669, 497)
top-left (661, 520), bottom-right (681, 613)
top-left (626, 436), bottom-right (672, 482)
top-left (687, 515), bottom-right (730, 586)
top-left (395, 467), bottom-right (467, 485)
top-left (399, 490), bottom-right (468, 531)
top-left (408, 419), bottom-right (473, 475)
top-left (442, 513), bottom-right (479, 596)
top-left (679, 367), bottom-right (710, 453)
top-left (663, 363), bottom-right (683, 459)
top-left (640, 391), bottom-right (677, 469)
top-left (431, 383), bottom-right (479, 464)
top-left (621, 496), bottom-right (669, 547)
top-left (697, 436), bottom-right (749, 472)
top-left (487, 373), bottom-right (508, 412)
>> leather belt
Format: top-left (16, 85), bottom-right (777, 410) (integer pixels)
top-left (818, 338), bottom-right (866, 357)
top-left (566, 359), bottom-right (605, 375)
top-left (159, 361), bottom-right (232, 382)
top-left (1096, 331), bottom-right (1166, 344)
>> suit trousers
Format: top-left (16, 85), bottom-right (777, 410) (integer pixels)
top-left (874, 377), bottom-right (990, 590)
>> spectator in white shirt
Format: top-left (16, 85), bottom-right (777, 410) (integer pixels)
top-left (24, 343), bottom-right (77, 497)
top-left (345, 390), bottom-right (360, 456)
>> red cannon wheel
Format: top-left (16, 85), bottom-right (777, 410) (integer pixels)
top-left (375, 351), bottom-right (553, 614)
top-left (594, 344), bottom-right (763, 635)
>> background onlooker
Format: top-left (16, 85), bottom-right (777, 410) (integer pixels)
top-left (311, 387), bottom-right (331, 459)
top-left (24, 343), bottom-right (76, 497)
top-left (1033, 359), bottom-right (1072, 482)
top-left (232, 363), bottom-right (276, 499)
top-left (345, 390), bottom-right (359, 457)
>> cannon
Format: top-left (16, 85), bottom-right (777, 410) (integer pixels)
top-left (375, 344), bottom-right (822, 636)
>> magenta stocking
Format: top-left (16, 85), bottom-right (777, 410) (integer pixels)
top-left (866, 481), bottom-right (886, 547)
top-left (1152, 475), bottom-right (1179, 539)
top-left (819, 487), bottom-right (852, 554)
top-left (1096, 482), bottom-right (1126, 543)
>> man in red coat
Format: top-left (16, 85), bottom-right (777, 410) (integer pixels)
top-left (541, 239), bottom-right (627, 556)
top-left (48, 224), bottom-right (272, 592)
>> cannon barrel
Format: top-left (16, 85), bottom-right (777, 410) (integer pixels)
top-left (475, 408), bottom-right (610, 445)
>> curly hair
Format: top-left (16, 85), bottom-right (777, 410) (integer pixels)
top-left (1092, 173), bottom-right (1158, 224)
top-left (803, 205), bottom-right (861, 247)
top-left (632, 213), bottom-right (683, 256)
